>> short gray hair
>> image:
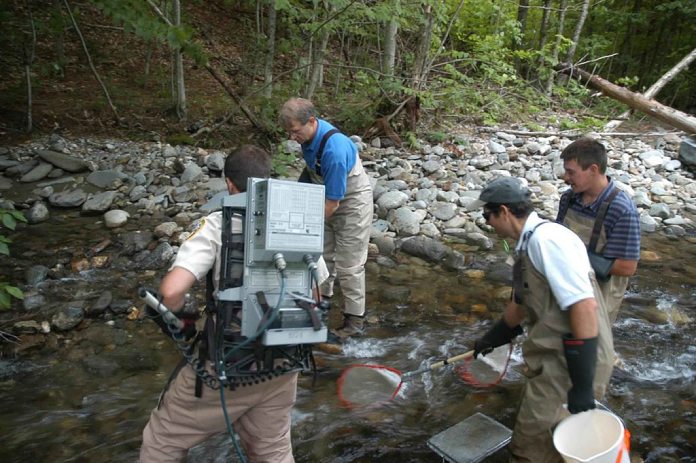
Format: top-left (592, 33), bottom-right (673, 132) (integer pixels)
top-left (279, 97), bottom-right (316, 127)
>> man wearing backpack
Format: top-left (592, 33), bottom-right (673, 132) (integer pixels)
top-left (556, 137), bottom-right (641, 323)
top-left (279, 98), bottom-right (373, 339)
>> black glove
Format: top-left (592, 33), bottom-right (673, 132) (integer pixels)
top-left (563, 334), bottom-right (598, 414)
top-left (145, 305), bottom-right (198, 341)
top-left (474, 318), bottom-right (523, 358)
top-left (587, 251), bottom-right (614, 282)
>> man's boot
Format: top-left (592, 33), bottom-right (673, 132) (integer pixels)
top-left (330, 314), bottom-right (365, 340)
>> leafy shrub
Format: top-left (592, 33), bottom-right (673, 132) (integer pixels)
top-left (0, 209), bottom-right (26, 310)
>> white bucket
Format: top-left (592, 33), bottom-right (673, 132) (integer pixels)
top-left (553, 409), bottom-right (630, 463)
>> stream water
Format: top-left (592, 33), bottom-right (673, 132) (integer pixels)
top-left (0, 212), bottom-right (694, 463)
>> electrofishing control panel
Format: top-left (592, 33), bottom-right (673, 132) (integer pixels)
top-left (217, 178), bottom-right (328, 346)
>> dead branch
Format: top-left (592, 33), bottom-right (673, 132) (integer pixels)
top-left (558, 63), bottom-right (696, 134)
top-left (604, 48), bottom-right (696, 132)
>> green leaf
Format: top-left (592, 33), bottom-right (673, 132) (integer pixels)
top-left (10, 210), bottom-right (27, 223)
top-left (0, 242), bottom-right (8, 255)
top-left (5, 286), bottom-right (24, 299)
top-left (2, 213), bottom-right (16, 230)
top-left (0, 290), bottom-right (10, 309)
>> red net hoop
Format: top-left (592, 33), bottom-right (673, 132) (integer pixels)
top-left (454, 343), bottom-right (513, 388)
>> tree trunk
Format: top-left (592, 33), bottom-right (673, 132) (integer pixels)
top-left (513, 0), bottom-right (529, 73)
top-left (382, 0), bottom-right (399, 77)
top-left (565, 0), bottom-right (590, 64)
top-left (263, 0), bottom-right (276, 98)
top-left (558, 63), bottom-right (696, 134)
top-left (306, 3), bottom-right (330, 100)
top-left (52, 0), bottom-right (66, 79)
top-left (533, 0), bottom-right (552, 78)
top-left (604, 47), bottom-right (696, 132)
top-left (545, 0), bottom-right (568, 96)
top-left (62, 0), bottom-right (119, 122)
top-left (173, 0), bottom-right (187, 121)
top-left (23, 1), bottom-right (36, 133)
top-left (412, 2), bottom-right (434, 91)
top-left (146, 0), bottom-right (272, 137)
top-left (618, 0), bottom-right (642, 77)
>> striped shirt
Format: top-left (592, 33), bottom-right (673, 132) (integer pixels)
top-left (558, 178), bottom-right (641, 261)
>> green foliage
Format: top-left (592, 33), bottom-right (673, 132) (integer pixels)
top-left (165, 133), bottom-right (194, 146)
top-left (426, 131), bottom-right (448, 144)
top-left (271, 144), bottom-right (299, 178)
top-left (0, 209), bottom-right (27, 310)
top-left (404, 131), bottom-right (419, 150)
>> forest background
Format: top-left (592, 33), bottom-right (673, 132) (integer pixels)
top-left (1, 0), bottom-right (695, 150)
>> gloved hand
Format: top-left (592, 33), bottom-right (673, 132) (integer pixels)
top-left (474, 318), bottom-right (523, 359)
top-left (563, 334), bottom-right (598, 413)
top-left (145, 305), bottom-right (198, 341)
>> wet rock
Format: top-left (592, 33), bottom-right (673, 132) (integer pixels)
top-left (36, 149), bottom-right (90, 172)
top-left (109, 299), bottom-right (132, 315)
top-left (400, 236), bottom-right (450, 262)
top-left (20, 162), bottom-right (53, 182)
top-left (371, 234), bottom-right (396, 255)
top-left (120, 230), bottom-right (155, 254)
top-left (86, 170), bottom-right (129, 189)
top-left (22, 291), bottom-right (46, 311)
top-left (0, 175), bottom-right (12, 190)
top-left (137, 242), bottom-right (174, 269)
top-left (13, 320), bottom-right (43, 334)
top-left (88, 290), bottom-right (112, 316)
top-left (25, 265), bottom-right (50, 286)
top-left (82, 355), bottom-right (120, 377)
top-left (104, 209), bottom-right (129, 228)
top-left (154, 221), bottom-right (179, 238)
top-left (82, 191), bottom-right (118, 213)
top-left (49, 188), bottom-right (88, 207)
top-left (51, 305), bottom-right (85, 331)
top-left (25, 201), bottom-right (50, 223)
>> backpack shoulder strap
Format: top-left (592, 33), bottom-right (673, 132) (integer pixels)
top-left (314, 128), bottom-right (340, 175)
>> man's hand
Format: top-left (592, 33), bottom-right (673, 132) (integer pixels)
top-left (474, 318), bottom-right (523, 359)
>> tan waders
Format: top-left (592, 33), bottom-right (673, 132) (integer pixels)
top-left (508, 239), bottom-right (614, 462)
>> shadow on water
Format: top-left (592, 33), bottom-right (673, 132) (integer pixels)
top-left (0, 215), bottom-right (694, 462)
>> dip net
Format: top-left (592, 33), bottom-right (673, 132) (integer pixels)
top-left (337, 345), bottom-right (512, 408)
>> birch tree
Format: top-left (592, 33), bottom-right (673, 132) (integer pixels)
top-left (172, 0), bottom-right (186, 121)
top-left (565, 0), bottom-right (590, 64)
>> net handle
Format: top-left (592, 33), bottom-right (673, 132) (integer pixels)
top-left (401, 349), bottom-right (474, 379)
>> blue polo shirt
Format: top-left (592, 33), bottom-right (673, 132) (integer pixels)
top-left (560, 178), bottom-right (641, 260)
top-left (301, 119), bottom-right (357, 200)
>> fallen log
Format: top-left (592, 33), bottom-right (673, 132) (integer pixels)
top-left (604, 47), bottom-right (696, 132)
top-left (477, 127), bottom-right (686, 138)
top-left (557, 63), bottom-right (696, 135)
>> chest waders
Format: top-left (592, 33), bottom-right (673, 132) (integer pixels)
top-left (298, 128), bottom-right (340, 185)
top-left (557, 189), bottom-right (629, 323)
top-left (507, 222), bottom-right (614, 462)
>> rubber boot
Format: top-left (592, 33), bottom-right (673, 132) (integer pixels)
top-left (330, 314), bottom-right (365, 340)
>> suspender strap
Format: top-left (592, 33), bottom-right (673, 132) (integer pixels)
top-left (588, 188), bottom-right (620, 253)
top-left (556, 190), bottom-right (572, 224)
top-left (314, 128), bottom-right (340, 176)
